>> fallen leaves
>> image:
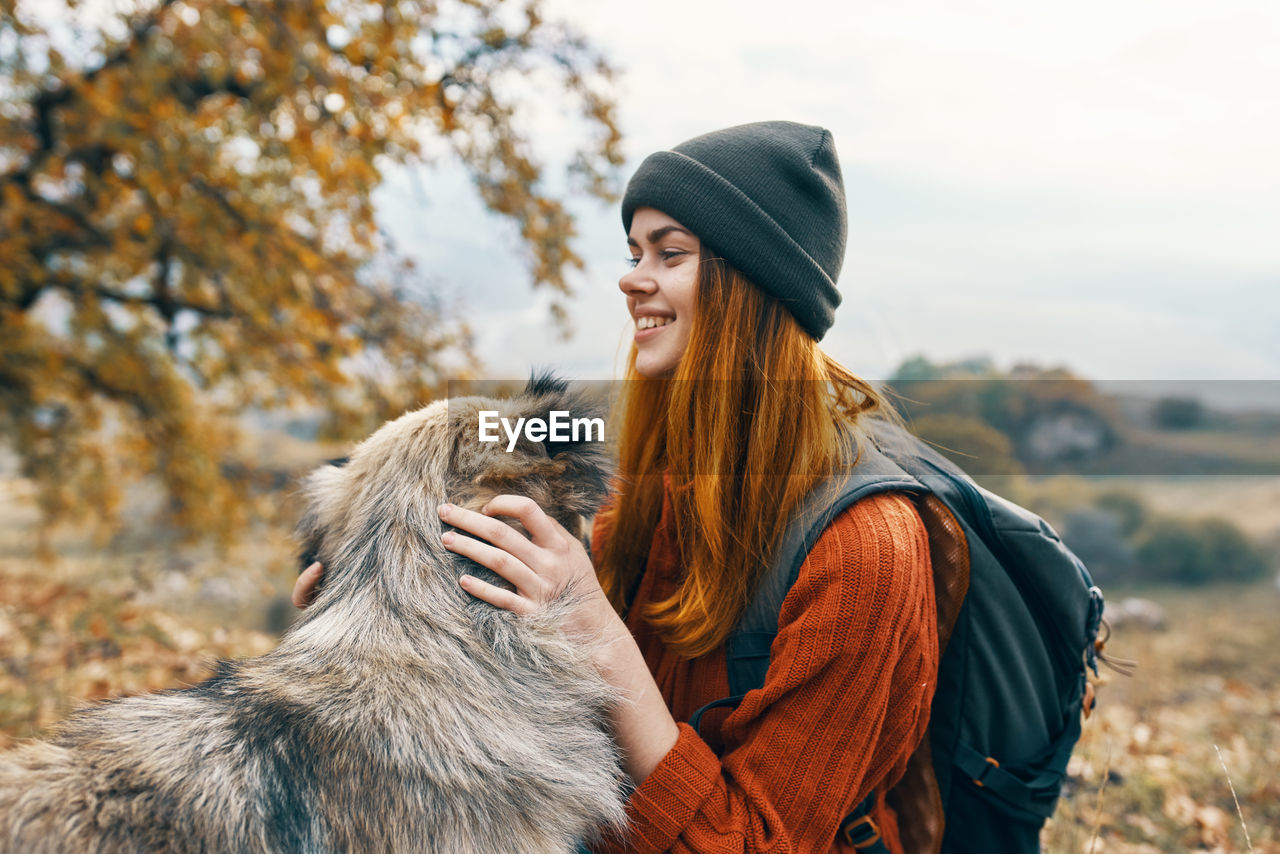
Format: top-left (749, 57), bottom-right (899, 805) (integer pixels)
top-left (1047, 585), bottom-right (1279, 853)
top-left (0, 572), bottom-right (274, 740)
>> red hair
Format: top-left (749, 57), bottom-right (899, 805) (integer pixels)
top-left (595, 250), bottom-right (895, 657)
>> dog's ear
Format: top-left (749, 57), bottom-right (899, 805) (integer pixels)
top-left (518, 371), bottom-right (613, 511)
top-left (296, 457), bottom-right (349, 574)
top-left (519, 372), bottom-right (605, 454)
top-left (517, 372), bottom-right (569, 455)
top-left (522, 371), bottom-right (570, 400)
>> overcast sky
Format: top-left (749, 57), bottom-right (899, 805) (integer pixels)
top-left (376, 0), bottom-right (1280, 389)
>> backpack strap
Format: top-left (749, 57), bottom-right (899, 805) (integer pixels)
top-left (720, 432), bottom-right (923, 699)
top-left (952, 713), bottom-right (1083, 820)
top-left (839, 792), bottom-right (892, 854)
top-left (688, 431), bottom-right (924, 852)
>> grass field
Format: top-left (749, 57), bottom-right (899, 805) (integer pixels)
top-left (1045, 584), bottom-right (1279, 853)
top-left (2, 469), bottom-right (1277, 852)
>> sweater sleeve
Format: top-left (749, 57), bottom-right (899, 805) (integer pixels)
top-left (600, 491), bottom-right (938, 854)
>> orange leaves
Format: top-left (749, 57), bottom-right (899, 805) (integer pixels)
top-left (0, 572), bottom-right (276, 739)
top-left (2, 0), bottom-right (620, 544)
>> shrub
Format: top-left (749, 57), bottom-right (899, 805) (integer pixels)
top-left (1094, 489), bottom-right (1148, 537)
top-left (1152, 396), bottom-right (1205, 430)
top-left (1197, 518), bottom-right (1271, 583)
top-left (908, 414), bottom-right (1023, 476)
top-left (1134, 516), bottom-right (1270, 585)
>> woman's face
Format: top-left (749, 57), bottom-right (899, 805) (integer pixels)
top-left (619, 207), bottom-right (701, 378)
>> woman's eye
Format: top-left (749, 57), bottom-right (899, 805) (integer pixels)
top-left (625, 249), bottom-right (684, 268)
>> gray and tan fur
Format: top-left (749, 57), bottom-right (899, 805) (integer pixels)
top-left (0, 375), bottom-right (625, 854)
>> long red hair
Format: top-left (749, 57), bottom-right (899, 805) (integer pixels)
top-left (594, 249), bottom-right (896, 658)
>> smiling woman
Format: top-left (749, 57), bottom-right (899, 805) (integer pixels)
top-left (441, 122), bottom-right (939, 854)
top-left (299, 121), bottom-right (937, 854)
top-left (621, 210), bottom-right (701, 378)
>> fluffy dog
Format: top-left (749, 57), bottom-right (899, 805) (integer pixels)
top-left (0, 375), bottom-right (625, 854)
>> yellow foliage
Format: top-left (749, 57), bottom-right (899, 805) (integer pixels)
top-left (0, 0), bottom-right (621, 543)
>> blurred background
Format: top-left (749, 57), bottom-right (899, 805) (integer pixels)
top-left (1, 1), bottom-right (1277, 850)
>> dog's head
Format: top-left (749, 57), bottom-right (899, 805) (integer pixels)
top-left (295, 374), bottom-right (613, 605)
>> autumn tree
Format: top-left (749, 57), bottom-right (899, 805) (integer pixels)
top-left (0, 0), bottom-right (622, 543)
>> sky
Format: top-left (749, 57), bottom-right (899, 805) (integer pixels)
top-left (374, 0), bottom-right (1280, 392)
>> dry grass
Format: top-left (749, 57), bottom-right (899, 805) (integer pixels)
top-left (1111, 477), bottom-right (1280, 541)
top-left (2, 469), bottom-right (1278, 852)
top-left (1045, 584), bottom-right (1280, 853)
top-left (0, 572), bottom-right (278, 744)
top-left (0, 471), bottom-right (306, 743)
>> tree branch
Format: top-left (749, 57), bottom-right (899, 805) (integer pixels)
top-left (28, 0), bottom-right (181, 155)
top-left (9, 274), bottom-right (236, 321)
top-left (2, 0), bottom-right (265, 190)
top-left (87, 281), bottom-right (232, 320)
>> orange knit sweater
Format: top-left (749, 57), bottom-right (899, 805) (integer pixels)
top-left (590, 482), bottom-right (938, 854)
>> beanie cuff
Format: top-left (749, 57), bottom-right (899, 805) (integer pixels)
top-left (622, 150), bottom-right (841, 340)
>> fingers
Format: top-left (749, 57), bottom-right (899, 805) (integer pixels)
top-left (458, 574), bottom-right (535, 616)
top-left (478, 494), bottom-right (564, 546)
top-left (441, 528), bottom-right (540, 593)
top-left (293, 561), bottom-right (324, 609)
top-left (440, 497), bottom-right (581, 616)
top-left (438, 502), bottom-right (542, 567)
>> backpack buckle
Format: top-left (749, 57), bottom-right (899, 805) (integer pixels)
top-left (840, 813), bottom-right (882, 849)
top-left (972, 755), bottom-right (1000, 787)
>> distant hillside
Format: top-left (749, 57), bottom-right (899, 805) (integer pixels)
top-left (884, 355), bottom-right (1280, 477)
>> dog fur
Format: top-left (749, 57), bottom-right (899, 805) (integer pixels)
top-left (0, 375), bottom-right (625, 854)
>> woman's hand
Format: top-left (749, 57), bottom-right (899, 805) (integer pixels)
top-left (292, 497), bottom-right (679, 784)
top-left (442, 495), bottom-right (680, 783)
top-left (439, 496), bottom-right (619, 641)
top-left (293, 561), bottom-right (324, 608)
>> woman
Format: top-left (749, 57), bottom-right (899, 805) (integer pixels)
top-left (298, 121), bottom-right (938, 853)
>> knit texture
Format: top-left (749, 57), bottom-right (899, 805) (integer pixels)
top-left (621, 121), bottom-right (847, 340)
top-left (590, 483), bottom-right (938, 854)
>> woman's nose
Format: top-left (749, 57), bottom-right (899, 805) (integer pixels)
top-left (618, 263), bottom-right (656, 296)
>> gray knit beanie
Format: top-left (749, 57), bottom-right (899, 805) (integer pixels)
top-left (621, 120), bottom-right (847, 340)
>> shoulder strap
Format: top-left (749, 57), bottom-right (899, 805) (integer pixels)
top-left (685, 427), bottom-right (924, 854)
top-left (689, 419), bottom-right (1103, 850)
top-left (723, 429), bottom-right (925, 698)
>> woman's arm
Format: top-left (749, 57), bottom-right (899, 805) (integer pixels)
top-left (439, 497), bottom-right (680, 785)
top-left (598, 492), bottom-right (938, 854)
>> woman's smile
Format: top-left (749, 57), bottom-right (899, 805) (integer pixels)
top-left (634, 312), bottom-right (676, 340)
top-left (619, 208), bottom-right (700, 377)
top-left (635, 315), bottom-right (674, 331)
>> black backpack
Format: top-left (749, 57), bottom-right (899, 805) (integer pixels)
top-left (688, 420), bottom-right (1106, 853)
